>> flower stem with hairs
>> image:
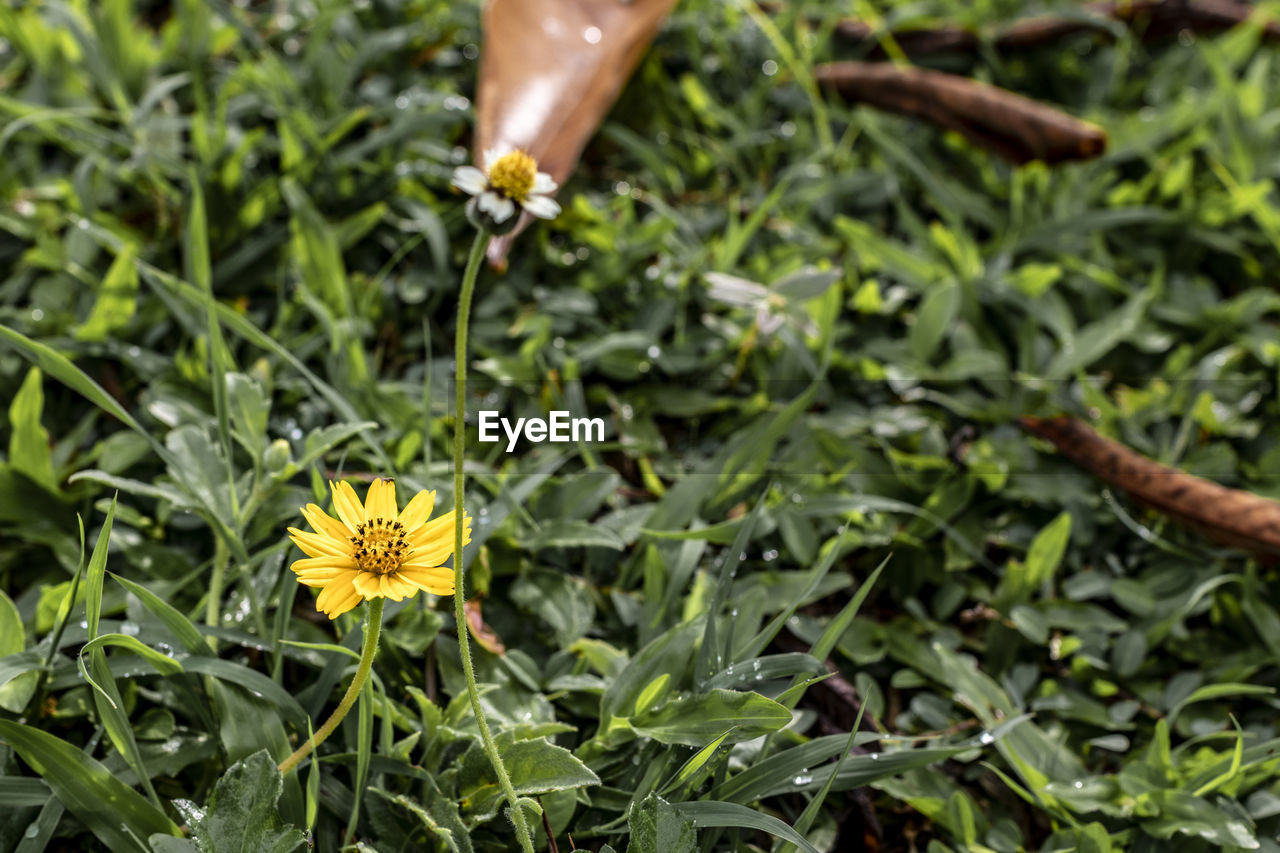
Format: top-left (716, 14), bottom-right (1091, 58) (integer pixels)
top-left (454, 229), bottom-right (536, 853)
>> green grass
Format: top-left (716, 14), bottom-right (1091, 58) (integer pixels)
top-left (5, 0), bottom-right (1280, 851)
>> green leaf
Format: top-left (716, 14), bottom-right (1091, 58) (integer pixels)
top-left (180, 657), bottom-right (307, 725)
top-left (0, 650), bottom-right (44, 692)
top-left (84, 497), bottom-right (115, 641)
top-left (374, 779), bottom-right (474, 853)
top-left (714, 732), bottom-right (881, 804)
top-left (631, 689), bottom-right (790, 746)
top-left (908, 281), bottom-right (960, 362)
top-left (7, 367), bottom-right (56, 493)
top-left (76, 243), bottom-right (139, 342)
top-left (510, 570), bottom-right (596, 646)
top-left (1025, 512), bottom-right (1072, 591)
top-left (502, 737), bottom-right (601, 795)
top-left (1168, 683), bottom-right (1274, 726)
top-left (670, 801), bottom-right (819, 853)
top-left (660, 728), bottom-right (734, 795)
top-left (601, 619), bottom-right (700, 730)
top-left (0, 776), bottom-right (52, 807)
top-left (627, 793), bottom-right (697, 853)
top-left (525, 519), bottom-right (625, 551)
top-left (175, 749), bottom-right (305, 853)
top-left (225, 373), bottom-right (270, 457)
top-left (79, 634), bottom-right (185, 679)
top-left (0, 325), bottom-right (155, 452)
top-left (0, 590), bottom-right (36, 712)
top-left (0, 721), bottom-right (179, 852)
top-left (1045, 285), bottom-right (1156, 377)
top-left (110, 573), bottom-right (210, 655)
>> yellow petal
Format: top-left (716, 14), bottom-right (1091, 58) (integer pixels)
top-left (398, 565), bottom-right (455, 595)
top-left (398, 489), bottom-right (436, 530)
top-left (405, 514), bottom-right (470, 566)
top-left (288, 528), bottom-right (349, 559)
top-left (296, 568), bottom-right (358, 589)
top-left (331, 481), bottom-right (365, 530)
top-left (407, 511), bottom-right (469, 551)
top-left (302, 504), bottom-right (352, 541)
top-left (379, 573), bottom-right (415, 602)
top-left (324, 587), bottom-right (364, 619)
top-left (388, 573), bottom-right (423, 600)
top-left (403, 540), bottom-right (453, 569)
top-left (365, 477), bottom-right (397, 523)
top-left (291, 556), bottom-right (357, 575)
top-left (352, 572), bottom-right (382, 599)
top-left (315, 573), bottom-right (358, 613)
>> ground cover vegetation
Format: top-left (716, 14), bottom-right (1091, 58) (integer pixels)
top-left (3, 0), bottom-right (1280, 851)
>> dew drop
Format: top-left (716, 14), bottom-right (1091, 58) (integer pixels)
top-left (583, 26), bottom-right (602, 44)
top-left (646, 345), bottom-right (661, 359)
top-left (979, 731), bottom-right (995, 745)
top-left (762, 59), bottom-right (779, 76)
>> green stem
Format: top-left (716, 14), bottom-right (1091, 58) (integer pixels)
top-left (205, 538), bottom-right (229, 650)
top-left (454, 230), bottom-right (536, 853)
top-left (278, 598), bottom-right (384, 775)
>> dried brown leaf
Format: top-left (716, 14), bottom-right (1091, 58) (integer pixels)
top-left (465, 596), bottom-right (506, 655)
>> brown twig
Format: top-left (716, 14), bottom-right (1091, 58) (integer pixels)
top-left (539, 796), bottom-right (558, 853)
top-left (836, 0), bottom-right (1280, 59)
top-left (816, 62), bottom-right (1107, 164)
top-left (1021, 415), bottom-right (1280, 557)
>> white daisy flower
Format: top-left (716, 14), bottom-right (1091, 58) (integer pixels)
top-left (452, 148), bottom-right (560, 232)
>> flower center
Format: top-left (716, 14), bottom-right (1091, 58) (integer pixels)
top-left (350, 518), bottom-right (409, 575)
top-left (488, 150), bottom-right (538, 202)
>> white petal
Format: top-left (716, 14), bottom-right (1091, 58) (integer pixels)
top-left (483, 148), bottom-right (505, 170)
top-left (705, 272), bottom-right (768, 306)
top-left (531, 172), bottom-right (558, 194)
top-left (478, 192), bottom-right (516, 223)
top-left (520, 194), bottom-right (561, 220)
top-left (756, 307), bottom-right (786, 336)
top-left (451, 166), bottom-right (487, 195)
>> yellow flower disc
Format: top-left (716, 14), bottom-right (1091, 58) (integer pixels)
top-left (487, 150), bottom-right (538, 202)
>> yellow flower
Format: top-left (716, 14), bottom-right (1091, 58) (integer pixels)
top-left (288, 479), bottom-right (470, 619)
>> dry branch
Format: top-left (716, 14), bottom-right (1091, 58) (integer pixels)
top-left (816, 62), bottom-right (1107, 164)
top-left (836, 0), bottom-right (1280, 58)
top-left (1021, 415), bottom-right (1280, 557)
